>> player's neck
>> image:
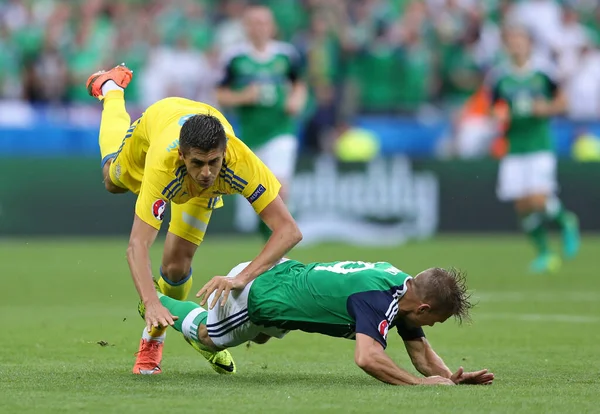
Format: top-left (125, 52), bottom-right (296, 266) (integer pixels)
top-left (398, 280), bottom-right (421, 312)
top-left (251, 40), bottom-right (271, 55)
top-left (512, 57), bottom-right (530, 72)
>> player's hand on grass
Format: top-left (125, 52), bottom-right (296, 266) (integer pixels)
top-left (196, 276), bottom-right (246, 309)
top-left (144, 300), bottom-right (178, 332)
top-left (419, 376), bottom-right (456, 386)
top-left (451, 366), bottom-right (494, 385)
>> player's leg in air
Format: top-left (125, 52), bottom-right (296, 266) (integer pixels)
top-left (86, 64), bottom-right (134, 194)
top-left (133, 197), bottom-right (236, 374)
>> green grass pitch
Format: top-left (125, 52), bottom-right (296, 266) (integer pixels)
top-left (1, 235), bottom-right (599, 413)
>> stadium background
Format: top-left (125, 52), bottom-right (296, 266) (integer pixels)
top-left (1, 1), bottom-right (600, 413)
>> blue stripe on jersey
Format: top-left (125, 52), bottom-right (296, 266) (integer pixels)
top-left (162, 166), bottom-right (187, 198)
top-left (219, 171), bottom-right (247, 189)
top-left (167, 182), bottom-right (184, 199)
top-left (100, 152), bottom-right (117, 168)
top-left (223, 178), bottom-right (245, 192)
top-left (224, 167), bottom-right (248, 185)
top-left (207, 197), bottom-right (214, 209)
top-left (219, 173), bottom-right (245, 191)
top-left (162, 172), bottom-right (187, 199)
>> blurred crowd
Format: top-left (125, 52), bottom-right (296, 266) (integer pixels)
top-left (2, 0), bottom-right (600, 156)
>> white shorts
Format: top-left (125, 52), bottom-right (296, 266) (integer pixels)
top-left (234, 134), bottom-right (298, 232)
top-left (206, 261), bottom-right (288, 348)
top-left (255, 134), bottom-right (298, 183)
top-left (496, 151), bottom-right (557, 201)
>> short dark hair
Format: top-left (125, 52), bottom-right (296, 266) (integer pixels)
top-left (179, 114), bottom-right (227, 153)
top-left (415, 267), bottom-right (473, 324)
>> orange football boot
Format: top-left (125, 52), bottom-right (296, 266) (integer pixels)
top-left (86, 63), bottom-right (133, 100)
top-left (132, 338), bottom-right (163, 375)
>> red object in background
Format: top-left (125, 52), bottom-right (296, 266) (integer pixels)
top-left (459, 87), bottom-right (510, 159)
top-left (491, 99), bottom-right (509, 159)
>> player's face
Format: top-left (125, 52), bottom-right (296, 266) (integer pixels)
top-left (180, 147), bottom-right (225, 189)
top-left (505, 29), bottom-right (531, 61)
top-left (245, 8), bottom-right (275, 44)
top-left (404, 305), bottom-right (450, 328)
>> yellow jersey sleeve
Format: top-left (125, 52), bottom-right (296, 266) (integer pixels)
top-left (223, 137), bottom-right (281, 214)
top-left (135, 174), bottom-right (169, 230)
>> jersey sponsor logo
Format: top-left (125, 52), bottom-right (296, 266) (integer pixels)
top-left (247, 184), bottom-right (266, 204)
top-left (152, 199), bottom-right (167, 221)
top-left (378, 320), bottom-right (389, 340)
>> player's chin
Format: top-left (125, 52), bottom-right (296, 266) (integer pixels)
top-left (198, 180), bottom-right (212, 188)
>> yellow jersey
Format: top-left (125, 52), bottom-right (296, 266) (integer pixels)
top-left (109, 97), bottom-right (281, 230)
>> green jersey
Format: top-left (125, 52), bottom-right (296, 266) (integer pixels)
top-left (219, 41), bottom-right (303, 149)
top-left (490, 64), bottom-right (559, 154)
top-left (247, 260), bottom-right (425, 348)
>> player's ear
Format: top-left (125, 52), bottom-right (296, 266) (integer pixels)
top-left (417, 304), bottom-right (431, 314)
top-left (178, 149), bottom-right (184, 160)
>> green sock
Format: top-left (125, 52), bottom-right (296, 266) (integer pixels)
top-left (545, 197), bottom-right (574, 229)
top-left (520, 212), bottom-right (549, 255)
top-left (258, 220), bottom-right (272, 242)
top-left (158, 293), bottom-right (204, 334)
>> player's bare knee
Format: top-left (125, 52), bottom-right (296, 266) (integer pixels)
top-left (104, 179), bottom-right (127, 194)
top-left (161, 262), bottom-right (192, 283)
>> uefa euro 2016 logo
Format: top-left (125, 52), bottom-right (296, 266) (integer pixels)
top-left (152, 199), bottom-right (167, 221)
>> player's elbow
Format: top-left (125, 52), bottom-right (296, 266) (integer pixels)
top-left (354, 349), bottom-right (377, 371)
top-left (288, 222), bottom-right (303, 245)
top-left (273, 219), bottom-right (302, 246)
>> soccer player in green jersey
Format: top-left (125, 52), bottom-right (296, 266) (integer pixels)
top-left (140, 259), bottom-right (494, 386)
top-left (489, 25), bottom-right (580, 273)
top-left (216, 6), bottom-right (307, 241)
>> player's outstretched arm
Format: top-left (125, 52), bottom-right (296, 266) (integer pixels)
top-left (197, 195), bottom-right (302, 309)
top-left (354, 334), bottom-right (454, 386)
top-left (404, 338), bottom-right (494, 385)
top-left (127, 214), bottom-right (177, 331)
top-left (238, 195), bottom-right (302, 283)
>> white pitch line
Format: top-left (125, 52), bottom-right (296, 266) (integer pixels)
top-left (475, 313), bottom-right (600, 324)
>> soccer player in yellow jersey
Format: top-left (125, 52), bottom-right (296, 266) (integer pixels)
top-left (86, 64), bottom-right (302, 375)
